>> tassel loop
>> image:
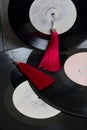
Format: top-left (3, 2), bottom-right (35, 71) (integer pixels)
top-left (51, 12), bottom-right (56, 32)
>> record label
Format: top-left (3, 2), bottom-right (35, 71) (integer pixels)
top-left (64, 52), bottom-right (87, 86)
top-left (29, 0), bottom-right (77, 34)
top-left (12, 81), bottom-right (60, 119)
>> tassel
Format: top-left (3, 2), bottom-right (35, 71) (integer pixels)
top-left (38, 13), bottom-right (61, 72)
top-left (17, 62), bottom-right (55, 91)
top-left (38, 31), bottom-right (61, 72)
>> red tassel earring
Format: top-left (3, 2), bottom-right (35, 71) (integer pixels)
top-left (38, 13), bottom-right (62, 72)
top-left (16, 62), bottom-right (55, 91)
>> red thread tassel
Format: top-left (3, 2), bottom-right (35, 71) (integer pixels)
top-left (17, 62), bottom-right (55, 90)
top-left (38, 31), bottom-right (62, 72)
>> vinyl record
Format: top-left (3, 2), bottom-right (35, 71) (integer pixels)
top-left (3, 52), bottom-right (61, 127)
top-left (27, 48), bottom-right (87, 118)
top-left (12, 80), bottom-right (60, 119)
top-left (8, 0), bottom-right (87, 50)
top-left (4, 80), bottom-right (61, 126)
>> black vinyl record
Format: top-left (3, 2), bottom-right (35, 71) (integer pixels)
top-left (26, 48), bottom-right (87, 118)
top-left (8, 0), bottom-right (87, 50)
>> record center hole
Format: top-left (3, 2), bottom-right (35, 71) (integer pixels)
top-left (78, 65), bottom-right (87, 77)
top-left (51, 12), bottom-right (55, 16)
top-left (51, 13), bottom-right (56, 21)
top-left (51, 12), bottom-right (60, 20)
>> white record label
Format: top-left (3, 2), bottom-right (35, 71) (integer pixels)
top-left (29, 0), bottom-right (77, 34)
top-left (64, 52), bottom-right (87, 86)
top-left (12, 81), bottom-right (60, 119)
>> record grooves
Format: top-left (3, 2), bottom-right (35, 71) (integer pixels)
top-left (27, 49), bottom-right (87, 118)
top-left (8, 0), bottom-right (87, 50)
top-left (8, 0), bottom-right (87, 118)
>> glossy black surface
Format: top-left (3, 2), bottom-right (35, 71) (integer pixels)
top-left (8, 0), bottom-right (87, 50)
top-left (0, 48), bottom-right (63, 129)
top-left (0, 48), bottom-right (83, 129)
top-left (27, 48), bottom-right (87, 118)
top-left (1, 48), bottom-right (87, 129)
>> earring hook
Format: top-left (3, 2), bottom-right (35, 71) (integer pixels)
top-left (51, 13), bottom-right (56, 31)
